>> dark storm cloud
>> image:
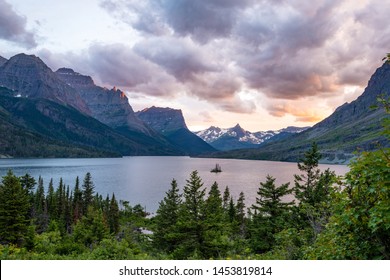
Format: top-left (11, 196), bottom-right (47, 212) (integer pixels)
top-left (0, 0), bottom-right (37, 48)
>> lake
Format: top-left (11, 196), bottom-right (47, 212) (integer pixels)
top-left (0, 156), bottom-right (349, 213)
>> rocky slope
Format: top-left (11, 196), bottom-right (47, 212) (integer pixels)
top-left (0, 86), bottom-right (176, 157)
top-left (0, 56), bottom-right (6, 67)
top-left (136, 106), bottom-right (216, 155)
top-left (0, 54), bottom-right (90, 114)
top-left (55, 68), bottom-right (151, 134)
top-left (0, 54), bottom-right (184, 157)
top-left (196, 124), bottom-right (308, 151)
top-left (207, 63), bottom-right (390, 163)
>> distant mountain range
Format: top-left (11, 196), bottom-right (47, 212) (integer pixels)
top-left (206, 62), bottom-right (390, 163)
top-left (0, 53), bottom-right (388, 161)
top-left (195, 124), bottom-right (308, 151)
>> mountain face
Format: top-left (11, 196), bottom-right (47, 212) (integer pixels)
top-left (0, 56), bottom-right (6, 67)
top-left (55, 68), bottom-right (151, 134)
top-left (208, 63), bottom-right (390, 163)
top-left (0, 54), bottom-right (184, 157)
top-left (0, 54), bottom-right (90, 114)
top-left (136, 107), bottom-right (216, 155)
top-left (196, 124), bottom-right (308, 151)
top-left (136, 106), bottom-right (188, 133)
top-left (0, 86), bottom-right (179, 157)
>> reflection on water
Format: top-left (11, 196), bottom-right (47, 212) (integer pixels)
top-left (0, 157), bottom-right (349, 213)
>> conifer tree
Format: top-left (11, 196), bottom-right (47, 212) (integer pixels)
top-left (34, 177), bottom-right (45, 214)
top-left (108, 193), bottom-right (120, 235)
top-left (20, 173), bottom-right (36, 196)
top-left (56, 178), bottom-right (65, 221)
top-left (20, 173), bottom-right (36, 218)
top-left (154, 179), bottom-right (182, 253)
top-left (293, 143), bottom-right (336, 235)
top-left (82, 172), bottom-right (95, 213)
top-left (222, 186), bottom-right (231, 210)
top-left (73, 176), bottom-right (83, 222)
top-left (235, 191), bottom-right (247, 237)
top-left (176, 170), bottom-right (206, 258)
top-left (46, 178), bottom-right (57, 219)
top-left (249, 175), bottom-right (293, 253)
top-left (203, 182), bottom-right (227, 258)
top-left (34, 176), bottom-right (48, 233)
top-left (63, 185), bottom-right (72, 233)
top-left (0, 170), bottom-right (30, 246)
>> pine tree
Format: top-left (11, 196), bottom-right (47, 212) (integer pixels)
top-left (82, 172), bottom-right (95, 213)
top-left (294, 142), bottom-right (323, 205)
top-left (0, 170), bottom-right (30, 246)
top-left (235, 191), bottom-right (247, 237)
top-left (222, 186), bottom-right (231, 210)
top-left (20, 173), bottom-right (36, 219)
top-left (249, 175), bottom-right (293, 253)
top-left (34, 176), bottom-right (45, 215)
top-left (63, 185), bottom-right (72, 233)
top-left (154, 179), bottom-right (182, 253)
top-left (73, 176), bottom-right (83, 223)
top-left (46, 178), bottom-right (57, 219)
top-left (108, 193), bottom-right (120, 235)
top-left (34, 176), bottom-right (48, 233)
top-left (175, 170), bottom-right (206, 258)
top-left (56, 178), bottom-right (65, 221)
top-left (20, 173), bottom-right (36, 196)
top-left (203, 182), bottom-right (228, 258)
top-left (293, 143), bottom-right (336, 236)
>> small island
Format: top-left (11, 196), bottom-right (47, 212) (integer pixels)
top-left (210, 163), bottom-right (222, 173)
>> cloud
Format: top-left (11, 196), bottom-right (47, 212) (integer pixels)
top-left (267, 102), bottom-right (325, 123)
top-left (101, 0), bottom-right (254, 43)
top-left (45, 0), bottom-right (389, 121)
top-left (133, 36), bottom-right (217, 82)
top-left (0, 0), bottom-right (37, 48)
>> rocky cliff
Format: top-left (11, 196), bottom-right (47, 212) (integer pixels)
top-left (0, 56), bottom-right (7, 67)
top-left (0, 54), bottom-right (90, 114)
top-left (0, 54), bottom-right (183, 156)
top-left (136, 106), bottom-right (216, 155)
top-left (56, 68), bottom-right (151, 134)
top-left (136, 106), bottom-right (188, 134)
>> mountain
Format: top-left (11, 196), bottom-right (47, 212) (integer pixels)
top-left (55, 68), bottom-right (150, 134)
top-left (196, 124), bottom-right (308, 151)
top-left (0, 54), bottom-right (184, 156)
top-left (0, 54), bottom-right (90, 114)
top-left (136, 106), bottom-right (216, 155)
top-left (0, 56), bottom-right (6, 67)
top-left (55, 68), bottom-right (182, 155)
top-left (207, 63), bottom-right (390, 163)
top-left (0, 86), bottom-right (181, 157)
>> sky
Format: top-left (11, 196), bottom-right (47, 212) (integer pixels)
top-left (0, 0), bottom-right (389, 132)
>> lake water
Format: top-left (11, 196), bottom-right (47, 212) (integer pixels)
top-left (0, 157), bottom-right (349, 214)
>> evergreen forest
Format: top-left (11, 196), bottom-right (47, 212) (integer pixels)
top-left (0, 98), bottom-right (389, 260)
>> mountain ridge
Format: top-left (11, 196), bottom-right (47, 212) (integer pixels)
top-left (0, 54), bottom-right (91, 114)
top-left (196, 124), bottom-right (308, 151)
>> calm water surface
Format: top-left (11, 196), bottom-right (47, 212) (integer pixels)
top-left (0, 157), bottom-right (349, 213)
